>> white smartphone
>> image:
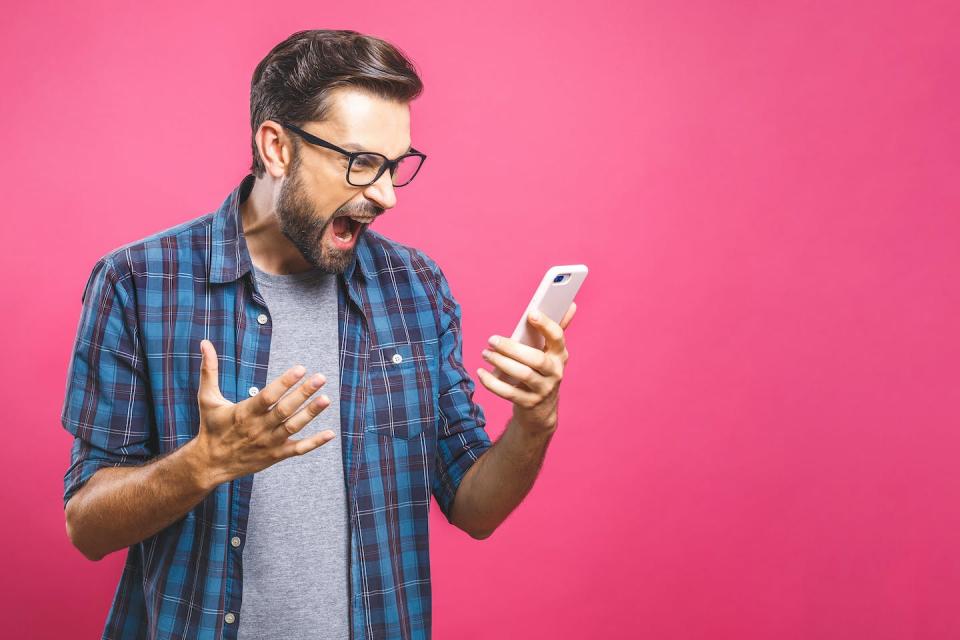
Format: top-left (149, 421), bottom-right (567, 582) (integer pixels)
top-left (493, 264), bottom-right (588, 384)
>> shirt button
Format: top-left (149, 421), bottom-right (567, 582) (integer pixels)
top-left (257, 313), bottom-right (268, 325)
top-left (391, 353), bottom-right (403, 365)
top-left (224, 612), bottom-right (236, 624)
top-left (231, 536), bottom-right (242, 548)
top-left (248, 386), bottom-right (259, 397)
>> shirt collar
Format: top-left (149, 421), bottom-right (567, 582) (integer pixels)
top-left (208, 173), bottom-right (374, 284)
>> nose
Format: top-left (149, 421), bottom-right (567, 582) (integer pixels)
top-left (362, 167), bottom-right (398, 210)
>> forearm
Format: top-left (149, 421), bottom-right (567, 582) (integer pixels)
top-left (65, 437), bottom-right (221, 561)
top-left (449, 417), bottom-right (555, 539)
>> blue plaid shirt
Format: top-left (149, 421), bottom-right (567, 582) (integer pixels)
top-left (61, 174), bottom-right (493, 639)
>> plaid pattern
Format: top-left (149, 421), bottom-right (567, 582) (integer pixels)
top-left (61, 174), bottom-right (492, 639)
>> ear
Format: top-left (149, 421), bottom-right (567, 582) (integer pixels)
top-left (256, 120), bottom-right (292, 178)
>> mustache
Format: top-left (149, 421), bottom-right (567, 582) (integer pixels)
top-left (335, 206), bottom-right (382, 219)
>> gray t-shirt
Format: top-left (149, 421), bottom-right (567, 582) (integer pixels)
top-left (237, 263), bottom-right (350, 640)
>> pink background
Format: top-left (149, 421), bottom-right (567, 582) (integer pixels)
top-left (3, 1), bottom-right (959, 637)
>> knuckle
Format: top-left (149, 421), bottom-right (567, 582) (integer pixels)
top-left (272, 403), bottom-right (290, 423)
top-left (552, 355), bottom-right (565, 373)
top-left (280, 418), bottom-right (298, 436)
top-left (254, 389), bottom-right (273, 410)
top-left (301, 376), bottom-right (323, 396)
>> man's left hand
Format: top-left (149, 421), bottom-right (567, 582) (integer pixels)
top-left (476, 302), bottom-right (578, 435)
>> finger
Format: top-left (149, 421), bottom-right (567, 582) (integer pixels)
top-left (481, 348), bottom-right (551, 395)
top-left (198, 340), bottom-right (226, 405)
top-left (273, 391), bottom-right (332, 438)
top-left (278, 429), bottom-right (336, 459)
top-left (526, 310), bottom-right (566, 355)
top-left (559, 302), bottom-right (577, 330)
top-left (476, 367), bottom-right (541, 408)
top-left (487, 334), bottom-right (558, 377)
top-left (268, 372), bottom-right (328, 427)
top-left (248, 364), bottom-right (308, 416)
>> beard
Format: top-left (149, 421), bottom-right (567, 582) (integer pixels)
top-left (275, 152), bottom-right (382, 274)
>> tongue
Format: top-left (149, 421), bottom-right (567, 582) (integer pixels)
top-left (332, 216), bottom-right (351, 239)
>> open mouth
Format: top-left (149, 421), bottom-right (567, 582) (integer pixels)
top-left (329, 215), bottom-right (374, 247)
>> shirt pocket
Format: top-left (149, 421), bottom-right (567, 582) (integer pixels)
top-left (365, 341), bottom-right (438, 439)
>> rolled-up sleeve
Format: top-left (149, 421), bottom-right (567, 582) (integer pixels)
top-left (426, 259), bottom-right (493, 521)
top-left (61, 256), bottom-right (154, 508)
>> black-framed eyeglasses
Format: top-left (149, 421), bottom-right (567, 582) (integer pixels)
top-left (280, 121), bottom-right (427, 188)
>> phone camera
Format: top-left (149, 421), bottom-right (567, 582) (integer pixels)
top-left (553, 274), bottom-right (569, 283)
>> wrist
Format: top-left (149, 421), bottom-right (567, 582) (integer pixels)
top-left (509, 414), bottom-right (557, 442)
top-left (182, 436), bottom-right (228, 492)
top-left (511, 406), bottom-right (558, 439)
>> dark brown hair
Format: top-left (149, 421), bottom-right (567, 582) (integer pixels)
top-left (248, 29), bottom-right (424, 178)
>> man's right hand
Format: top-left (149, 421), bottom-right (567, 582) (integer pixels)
top-left (193, 338), bottom-right (335, 486)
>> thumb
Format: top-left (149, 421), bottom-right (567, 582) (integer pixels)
top-left (198, 339), bottom-right (225, 404)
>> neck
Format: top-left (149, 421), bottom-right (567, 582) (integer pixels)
top-left (240, 175), bottom-right (313, 275)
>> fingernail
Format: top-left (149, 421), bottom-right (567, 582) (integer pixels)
top-left (488, 335), bottom-right (500, 346)
top-left (529, 310), bottom-right (541, 321)
top-left (311, 374), bottom-right (323, 385)
top-left (481, 349), bottom-right (491, 360)
top-left (293, 365), bottom-right (306, 376)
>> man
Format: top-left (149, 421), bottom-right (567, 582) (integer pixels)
top-left (62, 29), bottom-right (576, 640)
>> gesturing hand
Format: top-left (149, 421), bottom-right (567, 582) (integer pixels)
top-left (194, 339), bottom-right (335, 484)
top-left (476, 302), bottom-right (578, 435)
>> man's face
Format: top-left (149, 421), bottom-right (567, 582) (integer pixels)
top-left (275, 87), bottom-right (412, 273)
